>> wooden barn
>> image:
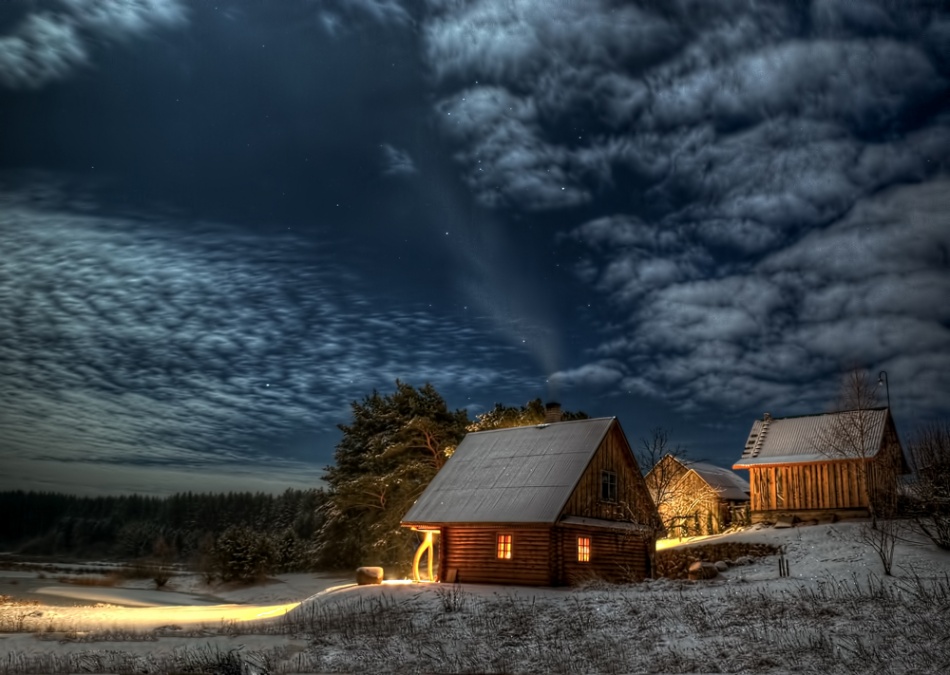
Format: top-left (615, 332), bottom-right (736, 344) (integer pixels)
top-left (646, 455), bottom-right (750, 537)
top-left (733, 408), bottom-right (908, 523)
top-left (401, 414), bottom-right (659, 586)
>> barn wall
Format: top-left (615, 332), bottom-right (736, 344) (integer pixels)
top-left (440, 525), bottom-right (553, 586)
top-left (747, 461), bottom-right (872, 520)
top-left (561, 423), bottom-right (656, 525)
top-left (555, 525), bottom-right (650, 584)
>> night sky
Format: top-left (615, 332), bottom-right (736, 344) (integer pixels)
top-left (1, 0), bottom-right (949, 496)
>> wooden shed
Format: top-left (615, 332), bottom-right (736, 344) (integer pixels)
top-left (646, 455), bottom-right (750, 537)
top-left (733, 408), bottom-right (907, 523)
top-left (401, 417), bottom-right (659, 586)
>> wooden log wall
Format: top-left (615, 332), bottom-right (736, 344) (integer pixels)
top-left (561, 424), bottom-right (655, 524)
top-left (749, 461), bottom-right (870, 513)
top-left (440, 525), bottom-right (553, 586)
top-left (555, 525), bottom-right (649, 584)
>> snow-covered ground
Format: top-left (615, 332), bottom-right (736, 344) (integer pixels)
top-left (2, 521), bottom-right (949, 673)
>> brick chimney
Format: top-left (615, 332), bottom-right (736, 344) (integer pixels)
top-left (545, 401), bottom-right (563, 423)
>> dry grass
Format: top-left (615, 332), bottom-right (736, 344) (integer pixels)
top-left (2, 573), bottom-right (949, 673)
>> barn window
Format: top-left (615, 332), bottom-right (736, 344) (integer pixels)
top-left (577, 536), bottom-right (591, 562)
top-left (601, 470), bottom-right (618, 502)
top-left (496, 533), bottom-right (512, 559)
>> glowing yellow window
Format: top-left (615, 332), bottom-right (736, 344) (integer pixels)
top-left (578, 536), bottom-right (591, 562)
top-left (496, 533), bottom-right (512, 559)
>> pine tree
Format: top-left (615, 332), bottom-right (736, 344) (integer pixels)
top-left (318, 381), bottom-right (469, 571)
top-left (467, 398), bottom-right (587, 431)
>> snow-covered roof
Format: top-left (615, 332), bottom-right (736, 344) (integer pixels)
top-left (734, 408), bottom-right (890, 469)
top-left (559, 515), bottom-right (652, 532)
top-left (402, 417), bottom-right (616, 526)
top-left (646, 455), bottom-right (750, 501)
top-left (685, 462), bottom-right (750, 501)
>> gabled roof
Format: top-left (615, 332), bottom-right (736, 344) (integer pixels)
top-left (734, 408), bottom-right (890, 469)
top-left (646, 455), bottom-right (750, 501)
top-left (686, 462), bottom-right (751, 501)
top-left (402, 417), bottom-right (616, 526)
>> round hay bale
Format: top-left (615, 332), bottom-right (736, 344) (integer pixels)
top-left (356, 566), bottom-right (384, 585)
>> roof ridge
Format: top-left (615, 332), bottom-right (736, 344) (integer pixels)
top-left (764, 407), bottom-right (888, 422)
top-left (465, 416), bottom-right (615, 435)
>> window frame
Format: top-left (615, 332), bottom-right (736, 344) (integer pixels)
top-left (577, 535), bottom-right (591, 562)
top-left (496, 532), bottom-right (512, 560)
top-left (601, 469), bottom-right (618, 503)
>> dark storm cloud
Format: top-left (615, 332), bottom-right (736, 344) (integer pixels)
top-left (0, 193), bottom-right (534, 476)
top-left (0, 0), bottom-right (185, 88)
top-left (422, 0), bottom-right (950, 417)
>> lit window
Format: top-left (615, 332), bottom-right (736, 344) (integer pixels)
top-left (578, 536), bottom-right (591, 562)
top-left (496, 533), bottom-right (512, 559)
top-left (601, 470), bottom-right (618, 502)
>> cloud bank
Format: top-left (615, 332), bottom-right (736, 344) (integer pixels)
top-left (421, 0), bottom-right (950, 417)
top-left (0, 0), bottom-right (186, 89)
top-left (569, 181), bottom-right (950, 415)
top-left (0, 193), bottom-right (536, 485)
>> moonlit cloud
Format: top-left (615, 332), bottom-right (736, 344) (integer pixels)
top-left (575, 180), bottom-right (950, 417)
top-left (0, 191), bottom-right (538, 485)
top-left (425, 0), bottom-right (950, 421)
top-left (380, 143), bottom-right (417, 176)
top-left (60, 0), bottom-right (187, 35)
top-left (0, 0), bottom-right (186, 89)
top-left (0, 456), bottom-right (326, 496)
top-left (315, 0), bottom-right (412, 36)
top-left (549, 361), bottom-right (626, 389)
top-left (0, 12), bottom-right (87, 89)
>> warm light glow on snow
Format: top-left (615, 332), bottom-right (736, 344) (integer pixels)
top-left (655, 533), bottom-right (721, 551)
top-left (44, 602), bottom-right (302, 630)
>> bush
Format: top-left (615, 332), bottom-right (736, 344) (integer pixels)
top-left (213, 526), bottom-right (273, 583)
top-left (908, 421), bottom-right (950, 550)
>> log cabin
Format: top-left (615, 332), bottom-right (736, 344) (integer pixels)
top-left (401, 411), bottom-right (659, 586)
top-left (645, 455), bottom-right (750, 537)
top-left (733, 408), bottom-right (908, 523)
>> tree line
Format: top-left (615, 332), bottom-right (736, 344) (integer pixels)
top-left (0, 489), bottom-right (328, 581)
top-left (0, 383), bottom-right (586, 580)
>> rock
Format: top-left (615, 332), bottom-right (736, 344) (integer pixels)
top-left (687, 561), bottom-right (719, 580)
top-left (774, 520), bottom-right (794, 529)
top-left (356, 566), bottom-right (384, 585)
top-left (734, 555), bottom-right (755, 566)
top-left (714, 560), bottom-right (729, 572)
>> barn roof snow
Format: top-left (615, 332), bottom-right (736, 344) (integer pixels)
top-left (402, 417), bottom-right (616, 526)
top-left (733, 408), bottom-right (889, 469)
